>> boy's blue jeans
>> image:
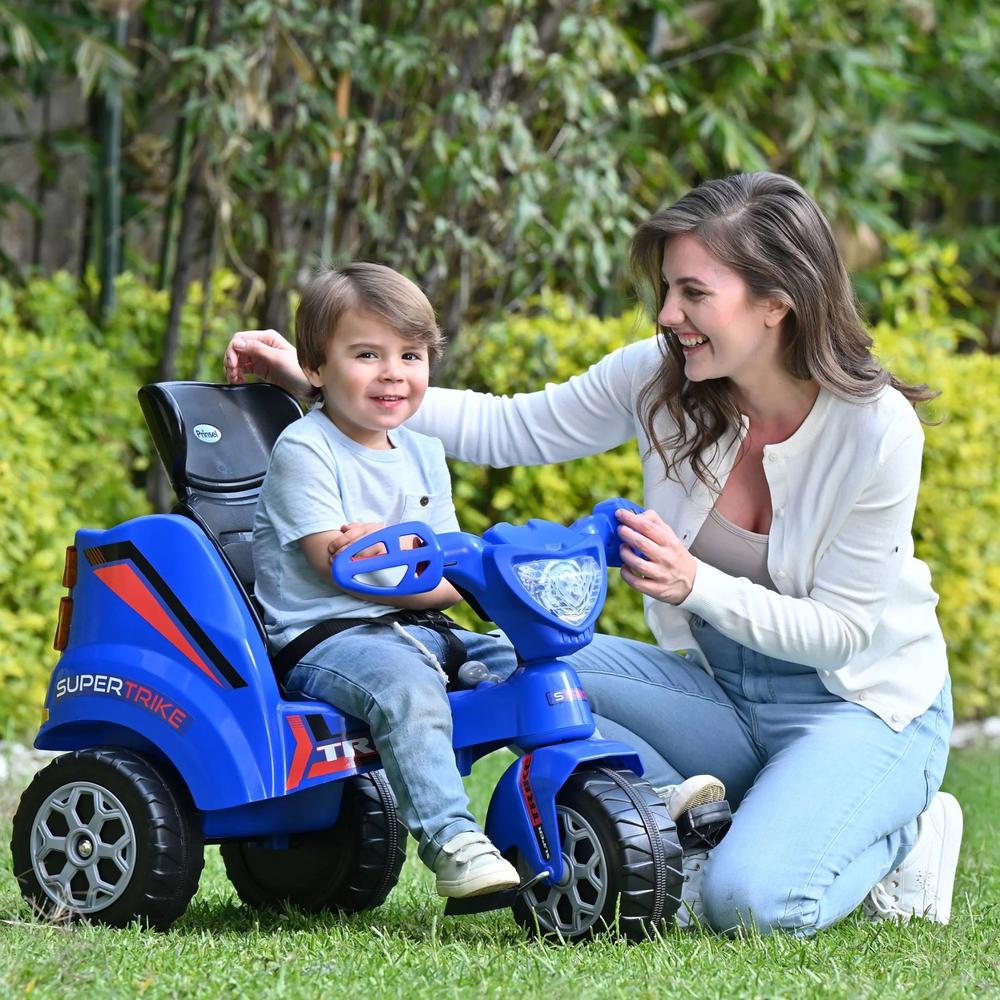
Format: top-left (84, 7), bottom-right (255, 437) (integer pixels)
top-left (284, 623), bottom-right (517, 868)
top-left (566, 619), bottom-right (953, 936)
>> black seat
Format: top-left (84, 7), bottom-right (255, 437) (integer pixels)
top-left (138, 381), bottom-right (302, 635)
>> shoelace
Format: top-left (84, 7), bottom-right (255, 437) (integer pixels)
top-left (866, 880), bottom-right (906, 919)
top-left (675, 851), bottom-right (709, 927)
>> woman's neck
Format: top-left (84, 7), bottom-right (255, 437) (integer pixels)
top-left (732, 372), bottom-right (820, 441)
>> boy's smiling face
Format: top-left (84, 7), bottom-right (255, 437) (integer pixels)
top-left (305, 309), bottom-right (430, 449)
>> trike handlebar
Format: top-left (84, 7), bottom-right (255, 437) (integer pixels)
top-left (330, 497), bottom-right (646, 599)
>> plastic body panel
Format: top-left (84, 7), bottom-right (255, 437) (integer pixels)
top-left (448, 660), bottom-right (595, 759)
top-left (38, 515), bottom-right (383, 822)
top-left (33, 495), bottom-right (650, 873)
top-left (485, 740), bottom-right (643, 884)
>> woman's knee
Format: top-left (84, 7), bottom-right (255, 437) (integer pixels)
top-left (701, 851), bottom-right (821, 936)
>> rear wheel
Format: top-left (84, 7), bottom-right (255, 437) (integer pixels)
top-left (221, 770), bottom-right (406, 913)
top-left (10, 748), bottom-right (204, 930)
top-left (511, 767), bottom-right (683, 942)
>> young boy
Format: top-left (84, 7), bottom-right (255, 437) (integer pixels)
top-left (252, 263), bottom-right (521, 898)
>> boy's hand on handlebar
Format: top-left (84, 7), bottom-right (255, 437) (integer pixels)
top-left (223, 328), bottom-right (311, 397)
top-left (328, 523), bottom-right (388, 562)
top-left (327, 523), bottom-right (426, 564)
top-left (615, 507), bottom-right (697, 605)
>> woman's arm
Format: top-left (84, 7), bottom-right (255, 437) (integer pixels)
top-left (225, 330), bottom-right (659, 467)
top-left (407, 340), bottom-right (658, 466)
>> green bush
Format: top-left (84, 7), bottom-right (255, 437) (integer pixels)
top-left (448, 249), bottom-right (1000, 721)
top-left (0, 271), bottom-right (242, 735)
top-left (868, 236), bottom-right (1000, 720)
top-left (2, 243), bottom-right (995, 738)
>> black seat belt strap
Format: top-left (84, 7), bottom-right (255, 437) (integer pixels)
top-left (273, 610), bottom-right (470, 685)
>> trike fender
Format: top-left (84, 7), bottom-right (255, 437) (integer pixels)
top-left (37, 643), bottom-right (273, 811)
top-left (484, 739), bottom-right (643, 884)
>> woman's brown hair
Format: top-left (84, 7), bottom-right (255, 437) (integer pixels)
top-left (630, 172), bottom-right (937, 488)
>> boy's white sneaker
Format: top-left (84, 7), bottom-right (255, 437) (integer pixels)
top-left (435, 831), bottom-right (520, 899)
top-left (655, 775), bottom-right (726, 929)
top-left (863, 791), bottom-right (963, 925)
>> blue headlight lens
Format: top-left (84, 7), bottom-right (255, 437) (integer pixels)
top-left (513, 556), bottom-right (603, 626)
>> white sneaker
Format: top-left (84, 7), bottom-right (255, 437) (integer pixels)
top-left (675, 849), bottom-right (710, 929)
top-left (659, 774), bottom-right (726, 821)
top-left (863, 792), bottom-right (963, 925)
top-left (655, 776), bottom-right (725, 929)
top-left (434, 831), bottom-right (520, 899)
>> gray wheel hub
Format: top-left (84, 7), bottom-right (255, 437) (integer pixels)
top-left (521, 804), bottom-right (609, 937)
top-left (29, 780), bottom-right (138, 913)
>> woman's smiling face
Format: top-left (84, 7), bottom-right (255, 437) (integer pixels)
top-left (658, 234), bottom-right (787, 386)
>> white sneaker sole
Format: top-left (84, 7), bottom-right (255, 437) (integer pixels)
top-left (926, 791), bottom-right (963, 924)
top-left (437, 864), bottom-right (520, 899)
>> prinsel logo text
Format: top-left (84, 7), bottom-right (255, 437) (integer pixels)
top-left (193, 424), bottom-right (222, 443)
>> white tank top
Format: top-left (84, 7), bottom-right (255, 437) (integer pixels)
top-left (689, 507), bottom-right (776, 591)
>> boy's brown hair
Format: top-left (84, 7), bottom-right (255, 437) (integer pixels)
top-left (296, 263), bottom-right (444, 399)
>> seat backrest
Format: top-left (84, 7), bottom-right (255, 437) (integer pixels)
top-left (138, 381), bottom-right (302, 593)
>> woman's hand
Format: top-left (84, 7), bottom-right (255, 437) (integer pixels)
top-left (223, 329), bottom-right (311, 398)
top-left (616, 507), bottom-right (697, 605)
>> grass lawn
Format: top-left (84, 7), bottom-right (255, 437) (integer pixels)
top-left (1, 744), bottom-right (997, 1000)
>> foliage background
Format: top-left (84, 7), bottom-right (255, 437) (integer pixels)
top-left (0, 1), bottom-right (998, 733)
top-left (1, 1), bottom-right (997, 340)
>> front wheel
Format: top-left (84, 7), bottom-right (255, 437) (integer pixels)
top-left (512, 767), bottom-right (683, 942)
top-left (221, 770), bottom-right (406, 913)
top-left (10, 748), bottom-right (204, 930)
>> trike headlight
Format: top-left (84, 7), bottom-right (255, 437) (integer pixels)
top-left (513, 556), bottom-right (603, 626)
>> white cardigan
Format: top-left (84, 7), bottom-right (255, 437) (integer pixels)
top-left (409, 337), bottom-right (948, 731)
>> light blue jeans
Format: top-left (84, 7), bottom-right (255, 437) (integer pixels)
top-left (566, 619), bottom-right (953, 936)
top-left (284, 624), bottom-right (518, 868)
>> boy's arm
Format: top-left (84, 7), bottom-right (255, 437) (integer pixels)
top-left (299, 529), bottom-right (462, 610)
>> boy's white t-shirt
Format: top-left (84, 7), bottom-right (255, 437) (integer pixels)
top-left (253, 408), bottom-right (460, 649)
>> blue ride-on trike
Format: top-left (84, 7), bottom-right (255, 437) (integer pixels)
top-left (10, 382), bottom-right (725, 940)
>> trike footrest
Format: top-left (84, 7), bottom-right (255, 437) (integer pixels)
top-left (443, 888), bottom-right (517, 916)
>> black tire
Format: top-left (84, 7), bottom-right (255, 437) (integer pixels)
top-left (220, 770), bottom-right (406, 914)
top-left (10, 748), bottom-right (204, 931)
top-left (511, 767), bottom-right (683, 943)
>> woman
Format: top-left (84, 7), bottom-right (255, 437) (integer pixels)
top-left (224, 172), bottom-right (961, 936)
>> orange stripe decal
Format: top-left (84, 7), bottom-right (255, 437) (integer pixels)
top-left (93, 563), bottom-right (222, 686)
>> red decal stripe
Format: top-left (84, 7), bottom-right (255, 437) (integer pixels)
top-left (94, 564), bottom-right (222, 687)
top-left (520, 753), bottom-right (541, 827)
top-left (307, 757), bottom-right (357, 778)
top-left (286, 715), bottom-right (313, 791)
